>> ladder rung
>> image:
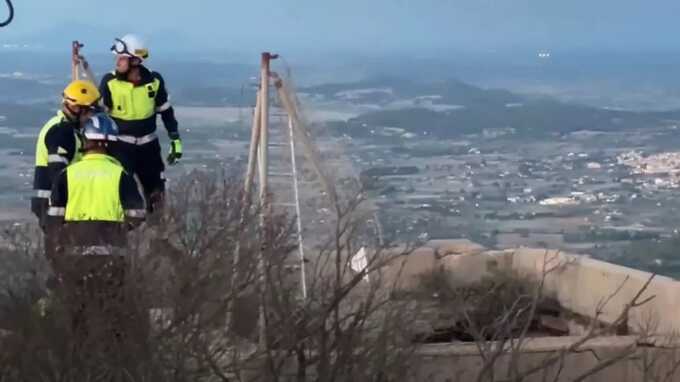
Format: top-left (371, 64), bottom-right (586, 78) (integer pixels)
top-left (268, 142), bottom-right (287, 147)
top-left (270, 172), bottom-right (294, 177)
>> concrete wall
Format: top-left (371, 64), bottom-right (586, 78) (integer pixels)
top-left (382, 246), bottom-right (438, 290)
top-left (507, 247), bottom-right (680, 334)
top-left (377, 240), bottom-right (680, 380)
top-left (382, 239), bottom-right (503, 288)
top-left (386, 240), bottom-right (680, 334)
top-left (411, 336), bottom-right (680, 382)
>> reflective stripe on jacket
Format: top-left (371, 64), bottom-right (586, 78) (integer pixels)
top-left (33, 111), bottom-right (82, 194)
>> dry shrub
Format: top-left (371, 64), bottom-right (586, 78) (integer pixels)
top-left (415, 267), bottom-right (559, 342)
top-left (0, 170), bottom-right (266, 380)
top-left (0, 170), bottom-right (420, 381)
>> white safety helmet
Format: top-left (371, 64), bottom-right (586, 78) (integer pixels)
top-left (111, 34), bottom-right (149, 61)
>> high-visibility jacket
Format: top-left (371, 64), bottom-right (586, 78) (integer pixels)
top-left (31, 111), bottom-right (82, 224)
top-left (47, 153), bottom-right (145, 251)
top-left (99, 66), bottom-right (179, 140)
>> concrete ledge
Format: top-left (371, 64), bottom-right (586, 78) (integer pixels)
top-left (507, 247), bottom-right (680, 334)
top-left (382, 246), bottom-right (437, 290)
top-left (424, 239), bottom-right (486, 256)
top-left (412, 336), bottom-right (680, 382)
top-left (382, 242), bottom-right (680, 334)
top-left (416, 336), bottom-right (638, 356)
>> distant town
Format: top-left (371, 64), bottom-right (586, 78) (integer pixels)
top-left (337, 120), bottom-right (680, 264)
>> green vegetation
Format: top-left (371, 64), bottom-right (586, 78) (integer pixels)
top-left (318, 77), bottom-right (680, 139)
top-left (390, 142), bottom-right (470, 157)
top-left (303, 77), bottom-right (520, 108)
top-left (483, 211), bottom-right (558, 220)
top-left (339, 100), bottom-right (680, 139)
top-left (413, 267), bottom-right (557, 342)
top-left (613, 236), bottom-right (680, 278)
top-left (360, 166), bottom-right (419, 177)
top-left (564, 228), bottom-right (659, 243)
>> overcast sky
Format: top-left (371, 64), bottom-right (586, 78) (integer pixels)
top-left (3, 0), bottom-right (680, 56)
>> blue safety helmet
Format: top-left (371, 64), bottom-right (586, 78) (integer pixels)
top-left (82, 112), bottom-right (119, 142)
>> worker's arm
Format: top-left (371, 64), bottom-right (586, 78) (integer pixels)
top-left (99, 73), bottom-right (115, 111)
top-left (46, 169), bottom-right (68, 226)
top-left (153, 72), bottom-right (182, 165)
top-left (152, 72), bottom-right (180, 140)
top-left (120, 171), bottom-right (146, 229)
top-left (44, 124), bottom-right (77, 186)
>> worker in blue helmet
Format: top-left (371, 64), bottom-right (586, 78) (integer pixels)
top-left (46, 112), bottom-right (145, 350)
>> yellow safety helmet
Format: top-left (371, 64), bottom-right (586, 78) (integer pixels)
top-left (62, 80), bottom-right (100, 107)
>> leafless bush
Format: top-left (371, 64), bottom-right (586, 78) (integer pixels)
top-left (0, 171), bottom-right (421, 381)
top-left (251, 191), bottom-right (421, 381)
top-left (4, 169), bottom-right (676, 381)
top-left (396, 250), bottom-right (680, 382)
top-left (0, 224), bottom-right (49, 305)
top-left (414, 267), bottom-right (559, 343)
top-left (433, 254), bottom-right (670, 382)
top-left (632, 334), bottom-right (680, 382)
top-left (0, 170), bottom-right (265, 380)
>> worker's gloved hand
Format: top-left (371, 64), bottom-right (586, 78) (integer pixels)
top-left (167, 139), bottom-right (182, 165)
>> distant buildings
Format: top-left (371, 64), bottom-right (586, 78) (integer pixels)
top-left (618, 150), bottom-right (680, 189)
top-left (539, 197), bottom-right (579, 206)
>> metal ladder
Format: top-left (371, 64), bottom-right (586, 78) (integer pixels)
top-left (267, 107), bottom-right (308, 300)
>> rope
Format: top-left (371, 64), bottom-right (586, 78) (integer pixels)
top-left (0, 0), bottom-right (14, 28)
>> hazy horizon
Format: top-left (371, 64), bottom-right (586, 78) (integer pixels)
top-left (3, 0), bottom-right (680, 57)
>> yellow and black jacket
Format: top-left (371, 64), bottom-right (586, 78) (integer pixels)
top-left (47, 153), bottom-right (145, 250)
top-left (99, 66), bottom-right (179, 140)
top-left (31, 111), bottom-right (82, 224)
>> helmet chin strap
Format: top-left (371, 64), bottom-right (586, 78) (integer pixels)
top-left (63, 103), bottom-right (81, 120)
top-left (64, 102), bottom-right (96, 123)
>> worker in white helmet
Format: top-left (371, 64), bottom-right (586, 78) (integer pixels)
top-left (99, 34), bottom-right (183, 215)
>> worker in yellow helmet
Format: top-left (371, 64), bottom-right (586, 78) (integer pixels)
top-left (100, 34), bottom-right (183, 214)
top-left (46, 112), bottom-right (145, 348)
top-left (31, 80), bottom-right (100, 230)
